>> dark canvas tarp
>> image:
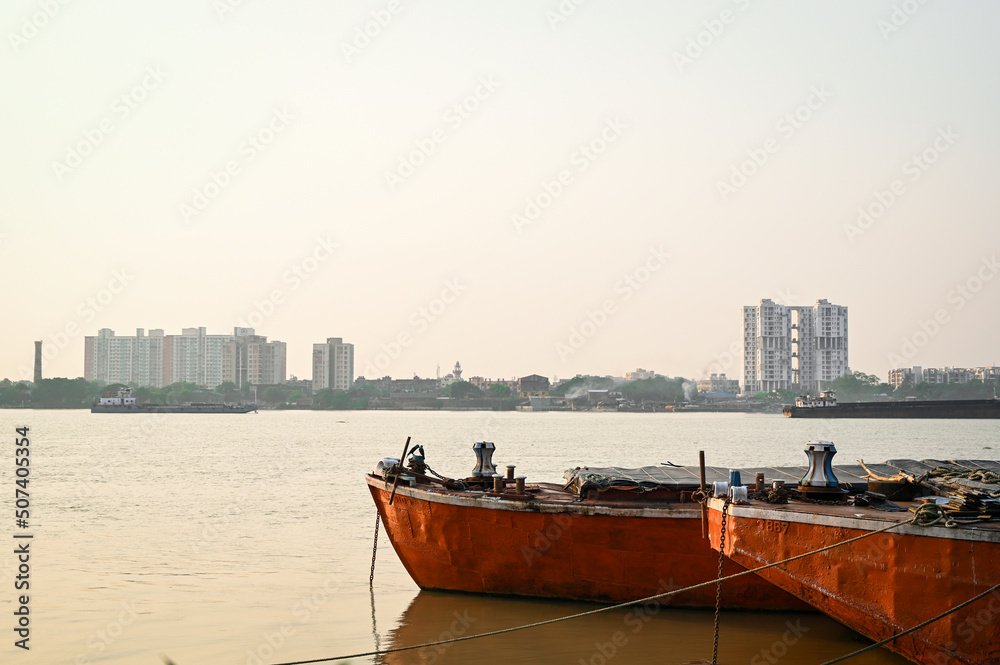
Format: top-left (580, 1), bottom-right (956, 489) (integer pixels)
top-left (562, 460), bottom-right (998, 497)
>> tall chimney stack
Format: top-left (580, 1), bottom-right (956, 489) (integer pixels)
top-left (34, 341), bottom-right (42, 383)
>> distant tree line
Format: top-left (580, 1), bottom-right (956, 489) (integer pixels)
top-left (12, 370), bottom-right (988, 410)
top-left (784, 371), bottom-right (999, 403)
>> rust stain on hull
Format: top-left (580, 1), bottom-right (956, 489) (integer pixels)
top-left (708, 501), bottom-right (1000, 665)
top-left (368, 476), bottom-right (809, 610)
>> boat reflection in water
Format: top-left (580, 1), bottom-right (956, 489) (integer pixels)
top-left (377, 590), bottom-right (910, 665)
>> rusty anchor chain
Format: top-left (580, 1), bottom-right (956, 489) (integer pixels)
top-left (712, 498), bottom-right (730, 665)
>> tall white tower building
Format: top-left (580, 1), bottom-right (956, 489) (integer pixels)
top-left (742, 299), bottom-right (848, 394)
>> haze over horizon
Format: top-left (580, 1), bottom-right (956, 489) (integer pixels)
top-left (2, 1), bottom-right (999, 384)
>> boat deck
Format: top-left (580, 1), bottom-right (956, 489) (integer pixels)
top-left (709, 497), bottom-right (1000, 543)
top-left (564, 459), bottom-right (1000, 495)
top-left (366, 474), bottom-right (705, 518)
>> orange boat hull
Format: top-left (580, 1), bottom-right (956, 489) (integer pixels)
top-left (368, 476), bottom-right (809, 610)
top-left (709, 501), bottom-right (1000, 665)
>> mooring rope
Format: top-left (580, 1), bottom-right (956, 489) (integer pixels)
top-left (267, 515), bottom-right (917, 665)
top-left (817, 581), bottom-right (1000, 665)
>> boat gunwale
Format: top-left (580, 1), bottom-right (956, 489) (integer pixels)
top-left (366, 474), bottom-right (702, 518)
top-left (707, 497), bottom-right (1000, 543)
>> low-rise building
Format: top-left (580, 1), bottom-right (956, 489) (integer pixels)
top-left (518, 374), bottom-right (550, 398)
top-left (888, 365), bottom-right (1000, 389)
top-left (468, 376), bottom-right (518, 393)
top-left (697, 373), bottom-right (741, 395)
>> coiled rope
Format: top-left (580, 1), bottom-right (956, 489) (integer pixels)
top-left (268, 515), bottom-right (918, 665)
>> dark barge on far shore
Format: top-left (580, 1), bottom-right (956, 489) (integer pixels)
top-left (784, 391), bottom-right (1000, 419)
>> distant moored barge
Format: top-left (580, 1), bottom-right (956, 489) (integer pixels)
top-left (90, 388), bottom-right (257, 414)
top-left (783, 391), bottom-right (1000, 419)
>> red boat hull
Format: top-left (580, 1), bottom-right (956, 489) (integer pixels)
top-left (709, 500), bottom-right (1000, 665)
top-left (368, 476), bottom-right (809, 610)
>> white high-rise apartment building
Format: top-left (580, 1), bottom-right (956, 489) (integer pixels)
top-left (244, 337), bottom-right (287, 387)
top-left (85, 328), bottom-right (167, 387)
top-left (312, 337), bottom-right (354, 392)
top-left (165, 327), bottom-right (237, 387)
top-left (742, 299), bottom-right (848, 394)
top-left (85, 327), bottom-right (286, 389)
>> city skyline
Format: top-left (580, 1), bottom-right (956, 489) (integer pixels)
top-left (10, 311), bottom-right (1000, 388)
top-left (2, 3), bottom-right (999, 385)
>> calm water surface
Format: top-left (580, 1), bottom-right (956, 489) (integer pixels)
top-left (1, 409), bottom-right (994, 664)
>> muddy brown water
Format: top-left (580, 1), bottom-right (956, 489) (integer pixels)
top-left (3, 409), bottom-right (986, 664)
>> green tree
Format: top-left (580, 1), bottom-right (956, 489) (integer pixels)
top-left (489, 384), bottom-right (512, 398)
top-left (216, 381), bottom-right (242, 402)
top-left (443, 381), bottom-right (483, 399)
top-left (259, 386), bottom-right (294, 405)
top-left (751, 389), bottom-right (796, 404)
top-left (312, 388), bottom-right (370, 410)
top-left (0, 380), bottom-right (31, 407)
top-left (30, 378), bottom-right (100, 408)
top-left (825, 371), bottom-right (888, 402)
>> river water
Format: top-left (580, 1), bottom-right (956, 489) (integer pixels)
top-left (1, 409), bottom-right (994, 665)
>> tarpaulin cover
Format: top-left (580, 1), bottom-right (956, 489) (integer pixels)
top-left (561, 460), bottom-right (997, 497)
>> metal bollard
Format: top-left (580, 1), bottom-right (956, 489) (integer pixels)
top-left (515, 475), bottom-right (526, 494)
top-left (756, 473), bottom-right (765, 492)
top-left (506, 465), bottom-right (516, 480)
top-left (493, 474), bottom-right (504, 492)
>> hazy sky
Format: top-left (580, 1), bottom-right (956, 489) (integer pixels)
top-left (3, 1), bottom-right (999, 384)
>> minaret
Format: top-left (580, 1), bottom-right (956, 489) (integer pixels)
top-left (454, 361), bottom-right (462, 381)
top-left (33, 341), bottom-right (42, 383)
